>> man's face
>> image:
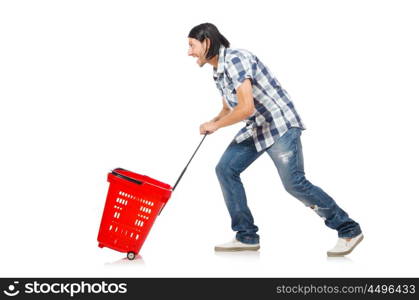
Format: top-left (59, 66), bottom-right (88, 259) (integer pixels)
top-left (188, 38), bottom-right (208, 67)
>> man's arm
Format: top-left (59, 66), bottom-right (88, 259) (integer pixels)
top-left (215, 79), bottom-right (254, 128)
top-left (200, 79), bottom-right (254, 134)
top-left (210, 98), bottom-right (231, 122)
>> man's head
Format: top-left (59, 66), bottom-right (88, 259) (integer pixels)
top-left (188, 23), bottom-right (230, 67)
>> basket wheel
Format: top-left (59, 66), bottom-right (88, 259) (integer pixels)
top-left (127, 252), bottom-right (136, 260)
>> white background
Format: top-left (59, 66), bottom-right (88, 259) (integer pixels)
top-left (1, 0), bottom-right (418, 277)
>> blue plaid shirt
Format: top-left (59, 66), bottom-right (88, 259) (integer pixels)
top-left (213, 46), bottom-right (305, 152)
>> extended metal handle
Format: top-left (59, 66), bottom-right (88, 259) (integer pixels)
top-left (172, 133), bottom-right (208, 191)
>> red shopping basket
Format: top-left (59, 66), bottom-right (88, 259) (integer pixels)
top-left (97, 168), bottom-right (172, 260)
top-left (98, 134), bottom-right (207, 260)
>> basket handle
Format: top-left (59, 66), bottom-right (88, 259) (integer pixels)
top-left (172, 133), bottom-right (207, 191)
top-left (111, 168), bottom-right (143, 185)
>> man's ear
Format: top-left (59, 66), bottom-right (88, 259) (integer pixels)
top-left (204, 38), bottom-right (211, 56)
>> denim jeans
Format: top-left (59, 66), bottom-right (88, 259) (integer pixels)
top-left (215, 127), bottom-right (362, 244)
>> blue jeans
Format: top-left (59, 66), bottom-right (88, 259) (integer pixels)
top-left (215, 127), bottom-right (362, 244)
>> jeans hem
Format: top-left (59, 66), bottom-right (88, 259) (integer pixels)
top-left (338, 228), bottom-right (362, 239)
top-left (236, 235), bottom-right (260, 245)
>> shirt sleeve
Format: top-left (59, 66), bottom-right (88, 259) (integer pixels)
top-left (225, 55), bottom-right (254, 91)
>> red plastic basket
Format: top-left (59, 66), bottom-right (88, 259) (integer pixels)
top-left (97, 168), bottom-right (172, 260)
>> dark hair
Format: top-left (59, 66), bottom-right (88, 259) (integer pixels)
top-left (188, 23), bottom-right (230, 60)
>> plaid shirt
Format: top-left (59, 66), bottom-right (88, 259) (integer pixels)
top-left (213, 46), bottom-right (305, 152)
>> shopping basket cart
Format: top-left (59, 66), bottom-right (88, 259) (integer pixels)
top-left (97, 134), bottom-right (207, 260)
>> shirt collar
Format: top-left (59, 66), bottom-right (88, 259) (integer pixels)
top-left (213, 46), bottom-right (226, 78)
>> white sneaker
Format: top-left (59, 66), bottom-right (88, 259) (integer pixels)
top-left (214, 238), bottom-right (260, 252)
top-left (327, 233), bottom-right (364, 257)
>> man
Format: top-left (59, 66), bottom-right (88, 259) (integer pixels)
top-left (187, 23), bottom-right (363, 256)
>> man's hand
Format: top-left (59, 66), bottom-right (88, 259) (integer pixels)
top-left (199, 121), bottom-right (219, 135)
